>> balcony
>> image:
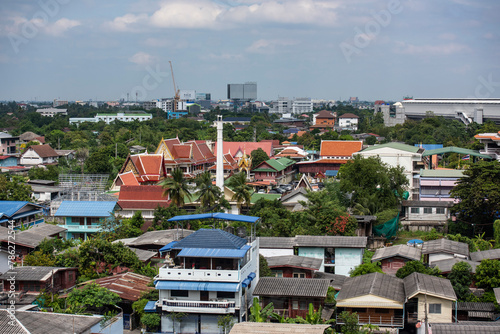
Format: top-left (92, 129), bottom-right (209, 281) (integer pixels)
top-left (161, 299), bottom-right (236, 314)
top-left (337, 314), bottom-right (403, 327)
top-left (60, 224), bottom-right (102, 233)
top-left (158, 266), bottom-right (240, 282)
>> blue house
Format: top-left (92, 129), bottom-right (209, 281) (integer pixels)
top-left (152, 221), bottom-right (259, 334)
top-left (54, 201), bottom-right (117, 240)
top-left (0, 155), bottom-right (18, 167)
top-left (0, 201), bottom-right (45, 229)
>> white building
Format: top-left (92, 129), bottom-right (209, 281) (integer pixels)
top-left (153, 227), bottom-right (259, 333)
top-left (292, 97), bottom-right (313, 114)
top-left (475, 131), bottom-right (500, 161)
top-left (422, 239), bottom-right (469, 265)
top-left (337, 113), bottom-right (359, 131)
top-left (20, 144), bottom-right (59, 166)
top-left (70, 112), bottom-right (152, 125)
top-left (354, 142), bottom-right (424, 199)
top-left (36, 108), bottom-right (68, 117)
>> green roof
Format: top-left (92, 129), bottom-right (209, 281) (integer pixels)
top-left (254, 157), bottom-right (295, 172)
top-left (361, 142), bottom-right (421, 153)
top-left (250, 193), bottom-right (282, 204)
top-left (422, 146), bottom-right (492, 159)
top-left (420, 169), bottom-right (465, 178)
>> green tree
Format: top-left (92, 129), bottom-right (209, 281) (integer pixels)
top-left (259, 255), bottom-right (274, 277)
top-left (28, 165), bottom-right (59, 182)
top-left (395, 261), bottom-right (442, 279)
top-left (66, 283), bottom-right (121, 312)
top-left (227, 172), bottom-right (252, 211)
top-left (350, 262), bottom-right (383, 277)
top-left (194, 171), bottom-right (223, 210)
top-left (141, 313), bottom-right (161, 332)
top-left (160, 168), bottom-right (192, 208)
top-left (249, 297), bottom-right (274, 322)
top-left (23, 250), bottom-right (56, 266)
top-left (494, 220), bottom-right (500, 248)
top-left (292, 303), bottom-right (335, 332)
top-left (338, 311), bottom-right (360, 334)
top-left (450, 161), bottom-right (500, 235)
top-left (250, 147), bottom-right (270, 169)
top-left (0, 175), bottom-right (32, 201)
top-left (86, 149), bottom-right (112, 174)
top-left (217, 314), bottom-right (235, 334)
top-left (475, 259), bottom-right (500, 291)
top-left (449, 262), bottom-right (475, 302)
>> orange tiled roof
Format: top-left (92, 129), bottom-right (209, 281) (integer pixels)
top-left (119, 171), bottom-right (140, 186)
top-left (214, 141), bottom-right (273, 158)
top-left (118, 185), bottom-right (170, 209)
top-left (320, 140), bottom-right (363, 157)
top-left (315, 110), bottom-right (335, 119)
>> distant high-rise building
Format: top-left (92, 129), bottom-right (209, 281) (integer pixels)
top-left (227, 82), bottom-right (257, 101)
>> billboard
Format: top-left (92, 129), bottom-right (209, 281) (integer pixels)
top-left (227, 83), bottom-right (257, 101)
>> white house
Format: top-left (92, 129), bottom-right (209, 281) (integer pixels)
top-left (422, 238), bottom-right (469, 265)
top-left (20, 144), bottom-right (59, 166)
top-left (153, 227), bottom-right (259, 333)
top-left (337, 113), bottom-right (359, 131)
top-left (355, 142), bottom-right (424, 199)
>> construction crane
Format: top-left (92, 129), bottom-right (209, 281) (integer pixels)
top-left (169, 61), bottom-right (180, 116)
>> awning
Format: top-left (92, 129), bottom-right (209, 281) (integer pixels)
top-left (159, 241), bottom-right (178, 253)
top-left (144, 301), bottom-right (158, 313)
top-left (167, 213), bottom-right (260, 224)
top-left (156, 281), bottom-right (240, 292)
top-left (248, 272), bottom-right (256, 281)
top-left (177, 245), bottom-right (251, 258)
top-left (242, 279), bottom-right (251, 288)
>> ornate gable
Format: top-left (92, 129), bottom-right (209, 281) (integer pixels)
top-left (155, 138), bottom-right (173, 160)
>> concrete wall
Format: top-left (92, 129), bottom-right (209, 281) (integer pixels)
top-left (335, 248), bottom-right (364, 276)
top-left (260, 248), bottom-right (294, 258)
top-left (297, 247), bottom-right (325, 271)
top-left (416, 294), bottom-right (454, 323)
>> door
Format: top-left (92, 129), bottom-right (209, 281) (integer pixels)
top-left (200, 291), bottom-right (209, 301)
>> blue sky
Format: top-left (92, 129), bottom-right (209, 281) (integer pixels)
top-left (0, 0), bottom-right (499, 102)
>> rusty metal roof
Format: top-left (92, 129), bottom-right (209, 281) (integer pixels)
top-left (81, 272), bottom-right (153, 301)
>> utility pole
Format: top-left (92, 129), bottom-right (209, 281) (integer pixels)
top-left (424, 292), bottom-right (428, 334)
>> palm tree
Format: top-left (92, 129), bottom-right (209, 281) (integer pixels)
top-left (227, 172), bottom-right (252, 211)
top-left (195, 171), bottom-right (222, 210)
top-left (160, 168), bottom-right (192, 208)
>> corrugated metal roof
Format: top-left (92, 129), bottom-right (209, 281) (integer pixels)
top-left (431, 258), bottom-right (479, 273)
top-left (0, 267), bottom-right (74, 282)
top-left (295, 235), bottom-right (367, 248)
top-left (259, 237), bottom-right (296, 249)
top-left (81, 272), bottom-right (153, 301)
top-left (337, 272), bottom-right (405, 303)
top-left (144, 301), bottom-right (157, 313)
top-left (403, 272), bottom-right (456, 300)
top-left (253, 278), bottom-right (329, 298)
top-left (173, 228), bottom-right (247, 249)
top-left (360, 142), bottom-right (421, 154)
top-left (0, 201), bottom-right (42, 218)
top-left (422, 238), bottom-right (469, 256)
top-left (229, 323), bottom-right (330, 334)
top-left (168, 213), bottom-right (260, 223)
top-left (420, 169), bottom-right (465, 178)
top-left (155, 281), bottom-right (240, 292)
top-left (372, 245), bottom-right (422, 262)
top-left (422, 146), bottom-right (491, 159)
top-left (267, 255), bottom-right (322, 270)
top-left (54, 201), bottom-right (117, 217)
top-left (430, 321), bottom-right (500, 334)
top-left (470, 248), bottom-right (500, 262)
top-left (177, 245), bottom-right (251, 258)
top-left (453, 302), bottom-right (495, 311)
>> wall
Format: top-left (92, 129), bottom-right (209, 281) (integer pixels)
top-left (381, 257), bottom-right (408, 276)
top-left (259, 248), bottom-right (294, 258)
top-left (20, 149), bottom-right (43, 165)
top-left (428, 253), bottom-right (466, 265)
top-left (416, 294), bottom-right (454, 323)
top-left (297, 247), bottom-right (325, 271)
top-left (335, 248), bottom-right (364, 276)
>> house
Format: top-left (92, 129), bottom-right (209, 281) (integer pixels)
top-left (336, 272), bottom-right (405, 329)
top-left (252, 157), bottom-right (295, 185)
top-left (19, 131), bottom-right (44, 145)
top-left (253, 277), bottom-right (330, 319)
top-left (0, 266), bottom-right (78, 294)
top-left (474, 131), bottom-right (500, 161)
top-left (371, 245), bottom-right (422, 275)
top-left (313, 272), bottom-right (348, 291)
top-left (355, 142), bottom-right (424, 199)
top-left (266, 255), bottom-right (322, 278)
top-left (0, 131), bottom-right (19, 154)
top-left (208, 152), bottom-right (239, 177)
top-left (20, 144), bottom-right (59, 166)
top-left (470, 248), bottom-right (500, 262)
top-left (111, 170), bottom-right (140, 191)
top-left (337, 113), bottom-right (359, 131)
top-left (274, 147), bottom-right (308, 161)
top-left (117, 185), bottom-right (170, 220)
top-left (422, 239), bottom-right (469, 265)
top-left (404, 272), bottom-right (457, 326)
top-left (0, 309), bottom-right (123, 334)
top-left (153, 226), bottom-right (259, 333)
top-left (229, 323), bottom-right (331, 334)
top-left (259, 237), bottom-right (296, 258)
top-left (452, 302), bottom-right (496, 321)
top-left (156, 138), bottom-right (216, 176)
top-left (416, 169), bottom-right (464, 202)
top-left (54, 201), bottom-right (117, 240)
top-left (27, 179), bottom-right (63, 203)
top-left (429, 321), bottom-right (500, 334)
top-left (80, 272), bottom-right (154, 302)
top-left (0, 201), bottom-right (45, 229)
top-left (280, 188), bottom-right (308, 211)
top-left (295, 236), bottom-right (367, 275)
top-left (296, 140), bottom-right (363, 177)
top-left (401, 200), bottom-right (454, 232)
top-left (55, 149), bottom-right (75, 160)
top-left (430, 258), bottom-right (480, 275)
top-left (115, 154), bottom-right (166, 188)
top-left (36, 107), bottom-right (68, 117)
top-left (0, 155), bottom-right (18, 168)
top-left (310, 110), bottom-right (336, 131)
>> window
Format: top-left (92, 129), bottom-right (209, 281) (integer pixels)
top-left (292, 300), bottom-right (299, 310)
top-left (429, 304), bottom-right (441, 314)
top-left (411, 208), bottom-right (420, 214)
top-left (71, 217), bottom-right (80, 224)
top-left (424, 208), bottom-right (433, 214)
top-left (171, 290), bottom-right (189, 297)
top-left (436, 208), bottom-right (445, 214)
top-left (293, 273), bottom-right (306, 278)
top-left (217, 291), bottom-right (235, 299)
top-left (273, 270), bottom-right (283, 278)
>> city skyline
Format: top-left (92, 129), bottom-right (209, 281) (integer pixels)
top-left (0, 0), bottom-right (499, 102)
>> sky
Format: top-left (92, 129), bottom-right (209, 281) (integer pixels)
top-left (0, 0), bottom-right (499, 102)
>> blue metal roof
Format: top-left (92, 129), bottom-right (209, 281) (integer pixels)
top-left (155, 281), bottom-right (240, 292)
top-left (159, 241), bottom-right (178, 253)
top-left (177, 245), bottom-right (251, 258)
top-left (414, 144), bottom-right (443, 151)
top-left (325, 170), bottom-right (339, 177)
top-left (0, 201), bottom-right (43, 218)
top-left (144, 301), bottom-right (157, 313)
top-left (54, 201), bottom-right (117, 217)
top-left (167, 213), bottom-right (260, 224)
top-left (173, 229), bottom-right (247, 249)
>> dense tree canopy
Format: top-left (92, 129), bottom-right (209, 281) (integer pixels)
top-left (449, 262), bottom-right (475, 302)
top-left (395, 261), bottom-right (441, 279)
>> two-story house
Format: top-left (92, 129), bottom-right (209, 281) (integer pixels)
top-left (0, 201), bottom-right (45, 229)
top-left (20, 144), bottom-right (59, 166)
top-left (252, 157), bottom-right (296, 185)
top-left (0, 132), bottom-right (19, 155)
top-left (153, 227), bottom-right (259, 333)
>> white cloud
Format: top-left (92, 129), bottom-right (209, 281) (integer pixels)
top-left (103, 13), bottom-right (148, 32)
top-left (150, 0), bottom-right (224, 29)
top-left (44, 18), bottom-right (81, 36)
top-left (246, 38), bottom-right (298, 53)
top-left (129, 52), bottom-right (155, 65)
top-left (394, 42), bottom-right (470, 56)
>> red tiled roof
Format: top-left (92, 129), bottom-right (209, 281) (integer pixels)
top-left (338, 113), bottom-right (359, 119)
top-left (0, 155), bottom-right (16, 160)
top-left (118, 185), bottom-right (170, 209)
top-left (315, 110), bottom-right (335, 118)
top-left (320, 140), bottom-right (363, 157)
top-left (214, 141), bottom-right (273, 158)
top-left (297, 159), bottom-right (349, 164)
top-left (172, 144), bottom-right (192, 159)
top-left (119, 171), bottom-right (140, 186)
top-left (27, 144), bottom-right (59, 158)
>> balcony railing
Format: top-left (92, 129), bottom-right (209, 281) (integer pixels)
top-left (337, 314), bottom-right (403, 327)
top-left (163, 299), bottom-right (235, 309)
top-left (407, 312), bottom-right (418, 323)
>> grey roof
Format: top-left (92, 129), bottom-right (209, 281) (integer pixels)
top-left (372, 245), bottom-right (422, 262)
top-left (174, 229), bottom-right (246, 249)
top-left (229, 323), bottom-right (330, 334)
top-left (14, 310), bottom-right (101, 334)
top-left (0, 310), bottom-right (29, 334)
top-left (24, 223), bottom-right (66, 237)
top-left (130, 247), bottom-right (156, 262)
top-left (295, 235), bottom-right (367, 248)
top-left (129, 229), bottom-right (194, 247)
top-left (494, 287), bottom-right (500, 304)
top-left (280, 188), bottom-right (308, 203)
top-left (403, 272), bottom-right (457, 300)
top-left (313, 272), bottom-right (348, 290)
top-left (431, 258), bottom-right (480, 273)
top-left (259, 237), bottom-right (296, 249)
top-left (337, 272), bottom-right (405, 303)
top-left (430, 321), bottom-right (500, 334)
top-left (266, 255), bottom-right (322, 271)
top-left (422, 238), bottom-right (469, 256)
top-left (470, 248), bottom-right (500, 262)
top-left (1, 231), bottom-right (50, 248)
top-left (402, 200), bottom-right (453, 208)
top-left (253, 278), bottom-right (330, 298)
top-left (452, 302), bottom-right (495, 311)
top-left (0, 267), bottom-right (71, 282)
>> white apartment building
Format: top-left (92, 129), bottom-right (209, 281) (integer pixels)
top-left (36, 108), bottom-right (68, 117)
